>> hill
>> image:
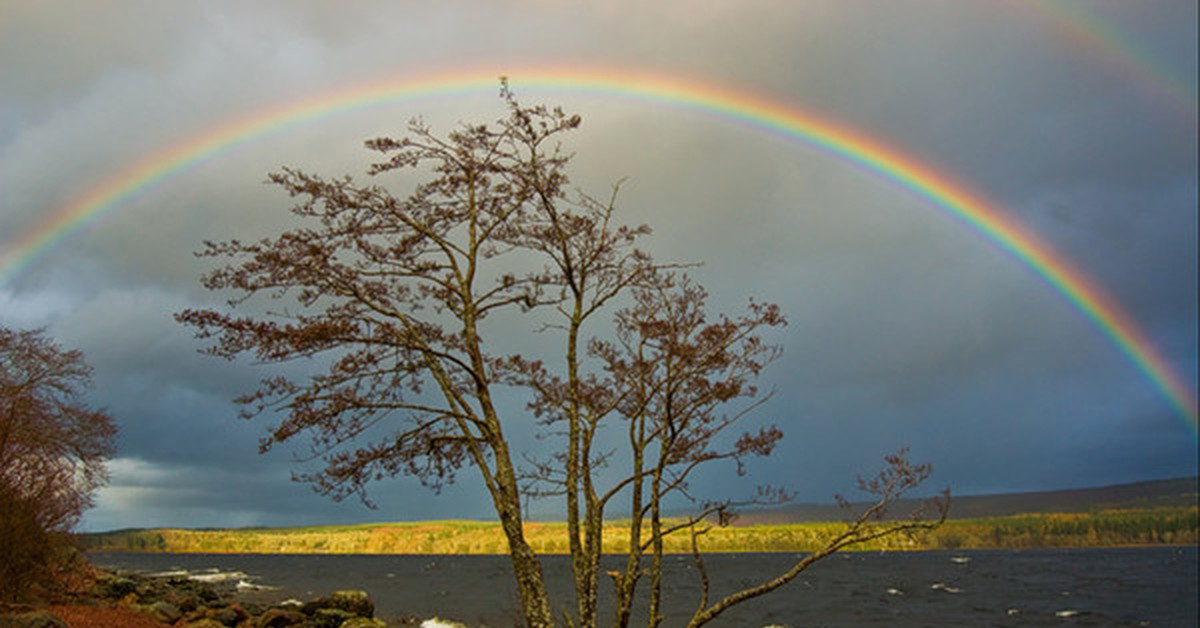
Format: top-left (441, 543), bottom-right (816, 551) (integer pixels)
top-left (734, 476), bottom-right (1198, 525)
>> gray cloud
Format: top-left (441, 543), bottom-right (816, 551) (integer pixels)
top-left (1, 1), bottom-right (1194, 530)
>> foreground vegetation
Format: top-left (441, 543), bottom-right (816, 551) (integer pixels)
top-left (84, 506), bottom-right (1197, 554)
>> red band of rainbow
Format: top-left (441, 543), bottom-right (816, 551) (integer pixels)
top-left (1, 67), bottom-right (1195, 431)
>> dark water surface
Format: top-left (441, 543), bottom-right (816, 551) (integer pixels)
top-left (92, 547), bottom-right (1197, 627)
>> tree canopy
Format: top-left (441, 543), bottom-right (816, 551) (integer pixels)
top-left (180, 84), bottom-right (944, 628)
top-left (0, 326), bottom-right (116, 602)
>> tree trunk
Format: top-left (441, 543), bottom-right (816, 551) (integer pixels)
top-left (494, 460), bottom-right (554, 628)
top-left (647, 463), bottom-right (665, 628)
top-left (505, 530), bottom-right (555, 628)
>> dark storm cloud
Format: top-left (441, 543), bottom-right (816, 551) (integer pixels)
top-left (1, 1), bottom-right (1194, 529)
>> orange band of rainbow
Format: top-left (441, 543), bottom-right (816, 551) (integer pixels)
top-left (1, 67), bottom-right (1195, 431)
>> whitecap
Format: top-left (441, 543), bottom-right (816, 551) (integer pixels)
top-left (949, 556), bottom-right (970, 564)
top-left (421, 618), bottom-right (470, 628)
top-left (236, 579), bottom-right (278, 591)
top-left (1055, 610), bottom-right (1085, 618)
top-left (930, 582), bottom-right (963, 593)
top-left (148, 569), bottom-right (190, 578)
top-left (189, 570), bottom-right (250, 583)
top-left (886, 588), bottom-right (904, 596)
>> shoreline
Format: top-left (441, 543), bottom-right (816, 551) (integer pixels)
top-left (1, 567), bottom-right (402, 628)
top-left (79, 506), bottom-right (1199, 555)
top-left (81, 541), bottom-right (1200, 556)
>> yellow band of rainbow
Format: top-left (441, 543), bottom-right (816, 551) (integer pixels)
top-left (1, 67), bottom-right (1195, 431)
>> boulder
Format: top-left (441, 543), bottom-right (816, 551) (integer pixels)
top-left (183, 620), bottom-right (230, 628)
top-left (90, 574), bottom-right (138, 599)
top-left (196, 583), bottom-right (221, 602)
top-left (180, 608), bottom-right (209, 625)
top-left (341, 618), bottom-right (388, 628)
top-left (300, 589), bottom-right (378, 627)
top-left (147, 600), bottom-right (183, 623)
top-left (328, 590), bottom-right (374, 618)
top-left (257, 608), bottom-right (308, 628)
top-left (313, 608), bottom-right (356, 628)
top-left (207, 604), bottom-right (247, 627)
top-left (172, 592), bottom-right (202, 613)
top-left (0, 612), bottom-right (69, 628)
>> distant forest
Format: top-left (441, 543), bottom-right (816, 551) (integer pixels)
top-left (82, 507), bottom-right (1197, 554)
top-left (733, 476), bottom-right (1199, 524)
top-left (83, 478), bottom-right (1197, 555)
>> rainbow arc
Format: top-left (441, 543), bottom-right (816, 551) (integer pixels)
top-left (0, 67), bottom-right (1195, 431)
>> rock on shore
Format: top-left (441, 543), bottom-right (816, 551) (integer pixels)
top-left (0, 611), bottom-right (69, 628)
top-left (3, 570), bottom-right (394, 628)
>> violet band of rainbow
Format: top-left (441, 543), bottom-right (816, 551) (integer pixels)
top-left (1, 68), bottom-right (1195, 431)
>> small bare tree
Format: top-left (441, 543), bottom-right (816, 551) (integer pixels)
top-left (681, 450), bottom-right (945, 628)
top-left (523, 271), bottom-right (946, 628)
top-left (179, 83), bottom-right (944, 628)
top-left (0, 326), bottom-right (116, 603)
top-left (602, 274), bottom-right (789, 628)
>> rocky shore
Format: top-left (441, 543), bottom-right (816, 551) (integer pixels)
top-left (0, 569), bottom-right (405, 628)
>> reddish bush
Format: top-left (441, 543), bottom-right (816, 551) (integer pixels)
top-left (1, 327), bottom-right (115, 603)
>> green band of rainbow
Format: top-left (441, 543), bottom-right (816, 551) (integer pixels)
top-left (1021, 1), bottom-right (1198, 119)
top-left (1, 67), bottom-right (1195, 431)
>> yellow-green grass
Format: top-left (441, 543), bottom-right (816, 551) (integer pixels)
top-left (82, 506), bottom-right (1198, 555)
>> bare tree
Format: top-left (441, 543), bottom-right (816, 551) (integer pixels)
top-left (528, 271), bottom-right (946, 628)
top-left (509, 271), bottom-right (789, 627)
top-left (0, 326), bottom-right (116, 603)
top-left (179, 85), bottom-right (596, 627)
top-left (600, 274), bottom-right (789, 628)
top-left (179, 83), bottom-right (944, 628)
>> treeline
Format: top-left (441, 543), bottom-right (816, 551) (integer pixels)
top-left (82, 507), bottom-right (1198, 555)
top-left (928, 507), bottom-right (1199, 549)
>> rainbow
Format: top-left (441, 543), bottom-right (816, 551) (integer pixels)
top-left (1, 67), bottom-right (1196, 431)
top-left (1022, 1), bottom-right (1198, 119)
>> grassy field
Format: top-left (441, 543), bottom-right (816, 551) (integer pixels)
top-left (81, 506), bottom-right (1198, 555)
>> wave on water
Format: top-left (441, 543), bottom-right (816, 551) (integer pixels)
top-left (186, 569), bottom-right (251, 584)
top-left (235, 579), bottom-right (279, 591)
top-left (146, 569), bottom-right (190, 578)
top-left (91, 548), bottom-right (1197, 627)
top-left (420, 618), bottom-right (470, 628)
top-left (142, 566), bottom-right (278, 591)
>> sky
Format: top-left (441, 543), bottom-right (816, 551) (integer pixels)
top-left (1, 0), bottom-right (1196, 532)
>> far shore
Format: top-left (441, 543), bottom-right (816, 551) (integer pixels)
top-left (81, 506), bottom-right (1198, 555)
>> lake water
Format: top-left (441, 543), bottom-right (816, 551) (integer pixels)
top-left (91, 547), bottom-right (1197, 627)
